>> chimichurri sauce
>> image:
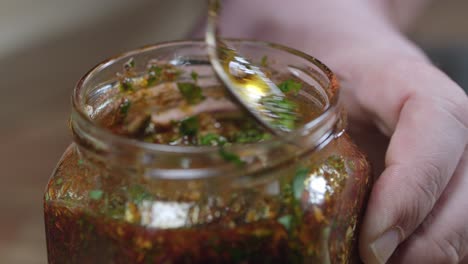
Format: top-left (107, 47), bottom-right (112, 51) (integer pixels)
top-left (45, 203), bottom-right (308, 264)
top-left (45, 60), bottom-right (367, 263)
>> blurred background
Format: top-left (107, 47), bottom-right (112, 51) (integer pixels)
top-left (0, 0), bottom-right (466, 263)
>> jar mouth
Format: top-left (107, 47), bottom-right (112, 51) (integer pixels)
top-left (72, 39), bottom-right (340, 155)
top-left (70, 39), bottom-right (344, 179)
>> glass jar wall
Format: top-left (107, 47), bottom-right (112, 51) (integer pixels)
top-left (44, 40), bottom-right (371, 264)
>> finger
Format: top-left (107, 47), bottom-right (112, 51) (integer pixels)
top-left (389, 148), bottom-right (468, 263)
top-left (359, 93), bottom-right (468, 264)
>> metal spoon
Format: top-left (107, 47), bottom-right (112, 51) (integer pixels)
top-left (205, 0), bottom-right (297, 135)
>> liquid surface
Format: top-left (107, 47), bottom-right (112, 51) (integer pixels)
top-left (97, 60), bottom-right (322, 147)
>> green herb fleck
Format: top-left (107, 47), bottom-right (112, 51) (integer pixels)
top-left (152, 64), bottom-right (183, 83)
top-left (278, 215), bottom-right (293, 231)
top-left (179, 116), bottom-right (199, 137)
top-left (219, 148), bottom-right (245, 166)
top-left (45, 192), bottom-right (50, 201)
top-left (199, 133), bottom-right (226, 146)
top-left (278, 79), bottom-right (302, 94)
top-left (147, 66), bottom-right (163, 86)
top-left (259, 95), bottom-right (298, 131)
top-left (293, 167), bottom-right (310, 200)
top-left (177, 82), bottom-right (205, 104)
top-left (234, 129), bottom-right (270, 143)
top-left (190, 71), bottom-right (199, 82)
top-left (89, 189), bottom-right (104, 200)
top-left (120, 78), bottom-right (133, 92)
top-left (77, 159), bottom-right (84, 165)
top-left (124, 58), bottom-right (135, 71)
top-left (128, 185), bottom-right (152, 204)
top-left (276, 112), bottom-right (296, 131)
top-left (55, 178), bottom-right (63, 186)
top-left (119, 99), bottom-right (131, 116)
top-left (260, 55), bottom-right (268, 67)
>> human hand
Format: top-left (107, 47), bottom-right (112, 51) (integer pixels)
top-left (327, 38), bottom-right (468, 263)
top-left (290, 12), bottom-right (468, 262)
top-left (219, 0), bottom-right (468, 262)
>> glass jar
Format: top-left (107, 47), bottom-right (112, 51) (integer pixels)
top-left (44, 40), bottom-right (371, 264)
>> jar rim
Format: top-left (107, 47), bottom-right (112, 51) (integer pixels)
top-left (72, 39), bottom-right (341, 156)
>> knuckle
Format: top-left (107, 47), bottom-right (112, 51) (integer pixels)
top-left (390, 219), bottom-right (468, 263)
top-left (429, 230), bottom-right (468, 263)
top-left (396, 163), bottom-right (446, 230)
top-left (435, 93), bottom-right (468, 132)
top-left (409, 63), bottom-right (468, 135)
top-left (411, 162), bottom-right (445, 208)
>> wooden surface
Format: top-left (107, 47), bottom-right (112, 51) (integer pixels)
top-left (0, 1), bottom-right (466, 263)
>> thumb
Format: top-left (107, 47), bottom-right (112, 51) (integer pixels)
top-left (359, 95), bottom-right (468, 263)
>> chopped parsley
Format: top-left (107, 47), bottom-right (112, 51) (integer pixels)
top-left (259, 95), bottom-right (298, 131)
top-left (219, 148), bottom-right (245, 166)
top-left (128, 185), bottom-right (152, 204)
top-left (292, 167), bottom-right (310, 200)
top-left (234, 129), bottom-right (270, 143)
top-left (177, 82), bottom-right (205, 105)
top-left (278, 215), bottom-right (293, 231)
top-left (278, 79), bottom-right (302, 95)
top-left (191, 71), bottom-right (199, 82)
top-left (89, 190), bottom-right (104, 200)
top-left (147, 66), bottom-right (163, 86)
top-left (124, 58), bottom-right (135, 71)
top-left (120, 78), bottom-right (133, 92)
top-left (147, 64), bottom-right (183, 86)
top-left (199, 133), bottom-right (226, 146)
top-left (119, 99), bottom-right (131, 116)
top-left (55, 178), bottom-right (63, 186)
top-left (179, 116), bottom-right (199, 137)
top-left (276, 113), bottom-right (296, 131)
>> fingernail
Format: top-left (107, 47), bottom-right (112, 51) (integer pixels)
top-left (370, 227), bottom-right (403, 263)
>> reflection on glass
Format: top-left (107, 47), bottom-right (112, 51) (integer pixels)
top-left (306, 175), bottom-right (327, 204)
top-left (135, 201), bottom-right (193, 229)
